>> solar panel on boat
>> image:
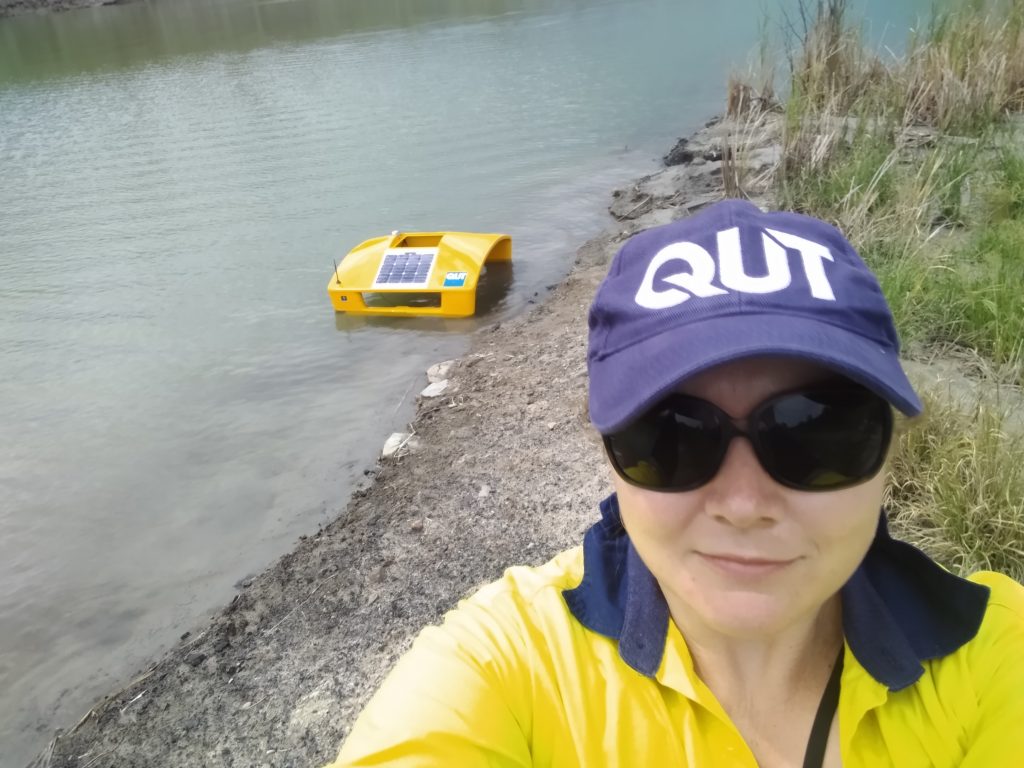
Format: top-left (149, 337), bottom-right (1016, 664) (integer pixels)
top-left (373, 250), bottom-right (437, 288)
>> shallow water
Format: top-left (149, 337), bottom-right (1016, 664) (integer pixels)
top-left (0, 0), bottom-right (935, 763)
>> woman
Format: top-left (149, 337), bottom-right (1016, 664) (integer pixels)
top-left (330, 200), bottom-right (1024, 767)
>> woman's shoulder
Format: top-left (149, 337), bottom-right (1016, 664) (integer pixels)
top-left (446, 547), bottom-right (585, 633)
top-left (964, 570), bottom-right (1024, 656)
top-left (968, 570), bottom-right (1024, 617)
top-left (944, 571), bottom-right (1024, 759)
top-left (934, 570), bottom-right (1024, 704)
top-left (464, 548), bottom-right (585, 610)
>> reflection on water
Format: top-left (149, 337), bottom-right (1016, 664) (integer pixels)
top-left (475, 261), bottom-right (516, 316)
top-left (0, 0), bottom-right (575, 82)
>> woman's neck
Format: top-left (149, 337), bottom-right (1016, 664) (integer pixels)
top-left (669, 593), bottom-right (844, 712)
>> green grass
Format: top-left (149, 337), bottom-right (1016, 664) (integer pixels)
top-left (779, 131), bottom-right (897, 218)
top-left (985, 148), bottom-right (1024, 221)
top-left (776, 112), bottom-right (1024, 380)
top-left (943, 220), bottom-right (1024, 369)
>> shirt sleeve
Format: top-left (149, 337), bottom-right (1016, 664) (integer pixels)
top-left (960, 572), bottom-right (1024, 766)
top-left (327, 578), bottom-right (538, 768)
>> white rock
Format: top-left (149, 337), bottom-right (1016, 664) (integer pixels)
top-left (382, 432), bottom-right (415, 458)
top-left (420, 380), bottom-right (449, 398)
top-left (427, 360), bottom-right (455, 383)
top-left (477, 484), bottom-right (491, 499)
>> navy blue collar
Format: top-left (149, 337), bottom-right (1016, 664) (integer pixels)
top-left (562, 494), bottom-right (990, 691)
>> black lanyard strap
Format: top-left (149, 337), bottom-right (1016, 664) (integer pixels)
top-left (802, 646), bottom-right (844, 768)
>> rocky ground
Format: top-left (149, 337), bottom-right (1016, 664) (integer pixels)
top-left (30, 119), bottom-right (779, 768)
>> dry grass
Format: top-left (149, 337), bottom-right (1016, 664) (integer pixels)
top-left (719, 104), bottom-right (780, 200)
top-left (887, 393), bottom-right (1024, 581)
top-left (901, 5), bottom-right (1024, 132)
top-left (782, 0), bottom-right (1024, 135)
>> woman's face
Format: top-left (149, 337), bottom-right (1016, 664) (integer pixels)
top-left (611, 356), bottom-right (886, 639)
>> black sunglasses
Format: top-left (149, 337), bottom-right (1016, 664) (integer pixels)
top-left (603, 383), bottom-right (893, 493)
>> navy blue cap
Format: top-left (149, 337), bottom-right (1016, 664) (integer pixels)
top-left (588, 199), bottom-right (923, 433)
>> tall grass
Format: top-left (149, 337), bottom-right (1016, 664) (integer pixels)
top-left (903, 3), bottom-right (1024, 133)
top-left (943, 221), bottom-right (1024, 368)
top-left (782, 0), bottom-right (1024, 136)
top-left (727, 0), bottom-right (1024, 574)
top-left (768, 0), bottom-right (1024, 378)
top-left (985, 148), bottom-right (1024, 220)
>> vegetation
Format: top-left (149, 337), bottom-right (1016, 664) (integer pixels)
top-left (729, 0), bottom-right (1024, 576)
top-left (888, 394), bottom-right (1024, 582)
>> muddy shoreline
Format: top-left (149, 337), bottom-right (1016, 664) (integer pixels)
top-left (29, 119), bottom-right (771, 768)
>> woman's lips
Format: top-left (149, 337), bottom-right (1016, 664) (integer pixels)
top-left (697, 552), bottom-right (798, 577)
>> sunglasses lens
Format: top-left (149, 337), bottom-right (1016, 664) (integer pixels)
top-left (605, 398), bottom-right (722, 490)
top-left (605, 386), bottom-right (892, 492)
top-left (754, 388), bottom-right (891, 490)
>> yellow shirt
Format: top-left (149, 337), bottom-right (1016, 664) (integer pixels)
top-left (332, 498), bottom-right (1024, 767)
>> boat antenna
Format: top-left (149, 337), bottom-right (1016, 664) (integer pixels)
top-left (333, 259), bottom-right (342, 285)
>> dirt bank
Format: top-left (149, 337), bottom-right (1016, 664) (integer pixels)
top-left (30, 119), bottom-right (773, 768)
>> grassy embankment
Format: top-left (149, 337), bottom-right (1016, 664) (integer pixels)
top-left (730, 0), bottom-right (1024, 579)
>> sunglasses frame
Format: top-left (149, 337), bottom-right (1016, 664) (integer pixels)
top-left (602, 383), bottom-right (894, 493)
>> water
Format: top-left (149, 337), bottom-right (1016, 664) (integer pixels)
top-left (0, 0), bottom-right (936, 764)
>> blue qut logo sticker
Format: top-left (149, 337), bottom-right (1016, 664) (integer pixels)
top-left (444, 271), bottom-right (468, 287)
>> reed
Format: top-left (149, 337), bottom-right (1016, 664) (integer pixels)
top-left (900, 3), bottom-right (1024, 133)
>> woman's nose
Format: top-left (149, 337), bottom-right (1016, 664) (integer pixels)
top-left (705, 436), bottom-right (782, 528)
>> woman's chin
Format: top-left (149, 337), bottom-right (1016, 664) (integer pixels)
top-left (676, 588), bottom-right (804, 638)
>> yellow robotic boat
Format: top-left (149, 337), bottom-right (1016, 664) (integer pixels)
top-left (327, 231), bottom-right (512, 318)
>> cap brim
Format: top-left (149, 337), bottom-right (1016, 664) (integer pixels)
top-left (588, 313), bottom-right (923, 433)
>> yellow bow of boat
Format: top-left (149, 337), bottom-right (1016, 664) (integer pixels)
top-left (328, 231), bottom-right (512, 318)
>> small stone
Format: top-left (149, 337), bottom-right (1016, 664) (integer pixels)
top-left (426, 360), bottom-right (454, 383)
top-left (546, 422), bottom-right (557, 430)
top-left (420, 380), bottom-right (448, 398)
top-left (382, 433), bottom-right (411, 458)
top-left (409, 520), bottom-right (424, 533)
top-left (185, 652), bottom-right (207, 668)
top-left (477, 484), bottom-right (491, 499)
top-left (663, 137), bottom-right (695, 166)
